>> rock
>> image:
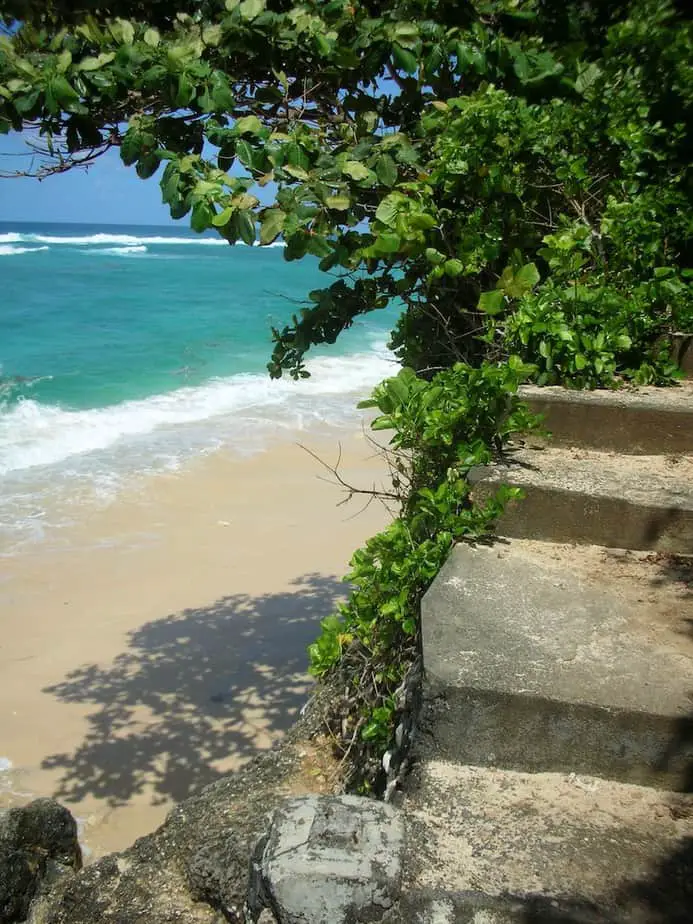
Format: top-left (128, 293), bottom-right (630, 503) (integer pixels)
top-left (248, 795), bottom-right (404, 924)
top-left (0, 799), bottom-right (81, 923)
top-left (256, 912), bottom-right (277, 924)
top-left (24, 679), bottom-right (346, 924)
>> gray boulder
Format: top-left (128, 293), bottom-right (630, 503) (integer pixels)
top-left (248, 795), bottom-right (403, 924)
top-left (0, 799), bottom-right (81, 923)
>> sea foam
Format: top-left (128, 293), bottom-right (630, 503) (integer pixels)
top-left (0, 346), bottom-right (396, 477)
top-left (87, 245), bottom-right (149, 256)
top-left (0, 232), bottom-right (285, 249)
top-left (0, 244), bottom-right (50, 256)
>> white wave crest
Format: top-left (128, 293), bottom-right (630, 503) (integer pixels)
top-left (0, 232), bottom-right (286, 249)
top-left (86, 245), bottom-right (148, 256)
top-left (0, 231), bottom-right (227, 247)
top-left (0, 244), bottom-right (50, 256)
top-left (0, 348), bottom-right (397, 477)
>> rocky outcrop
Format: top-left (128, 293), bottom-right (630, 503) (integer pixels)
top-left (0, 799), bottom-right (81, 924)
top-left (19, 683), bottom-right (346, 924)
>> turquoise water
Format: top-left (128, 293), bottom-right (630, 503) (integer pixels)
top-left (0, 222), bottom-right (398, 546)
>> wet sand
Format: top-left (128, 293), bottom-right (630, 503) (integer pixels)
top-left (0, 427), bottom-right (392, 858)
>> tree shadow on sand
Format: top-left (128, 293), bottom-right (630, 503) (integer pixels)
top-left (40, 572), bottom-right (343, 808)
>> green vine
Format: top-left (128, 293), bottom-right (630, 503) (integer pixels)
top-left (309, 359), bottom-right (539, 792)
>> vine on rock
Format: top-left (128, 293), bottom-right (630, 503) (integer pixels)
top-left (308, 360), bottom-right (539, 793)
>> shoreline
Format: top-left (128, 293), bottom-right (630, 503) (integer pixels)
top-left (0, 425), bottom-right (392, 858)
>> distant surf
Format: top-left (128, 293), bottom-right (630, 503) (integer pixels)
top-left (0, 231), bottom-right (284, 249)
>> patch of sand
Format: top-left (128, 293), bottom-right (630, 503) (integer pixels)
top-left (0, 429), bottom-right (392, 858)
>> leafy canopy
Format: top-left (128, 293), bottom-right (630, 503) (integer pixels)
top-left (3, 1), bottom-right (691, 385)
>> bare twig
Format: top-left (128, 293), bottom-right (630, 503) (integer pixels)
top-left (298, 441), bottom-right (400, 504)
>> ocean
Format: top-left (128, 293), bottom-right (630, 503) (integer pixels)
top-left (0, 221), bottom-right (399, 551)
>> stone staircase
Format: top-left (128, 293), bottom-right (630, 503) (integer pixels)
top-left (471, 384), bottom-right (693, 555)
top-left (399, 381), bottom-right (693, 922)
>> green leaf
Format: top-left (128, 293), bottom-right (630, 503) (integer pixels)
top-left (285, 141), bottom-right (310, 171)
top-left (342, 160), bottom-right (371, 181)
top-left (260, 208), bottom-right (286, 244)
top-left (425, 248), bottom-right (445, 265)
top-left (375, 155), bottom-right (398, 187)
top-left (514, 262), bottom-right (540, 292)
top-left (191, 200), bottom-right (214, 233)
top-left (13, 90), bottom-right (40, 115)
top-left (50, 75), bottom-right (79, 104)
top-left (175, 74), bottom-right (195, 107)
top-left (160, 165), bottom-right (180, 203)
top-left (392, 22), bottom-right (419, 50)
top-left (235, 139), bottom-right (255, 169)
top-left (144, 28), bottom-right (160, 48)
top-left (325, 195), bottom-right (351, 211)
top-left (499, 262), bottom-right (540, 298)
top-left (371, 415), bottom-right (395, 431)
top-left (239, 0), bottom-right (265, 20)
top-left (374, 232), bottom-right (401, 254)
top-left (574, 353), bottom-right (587, 370)
top-left (136, 152), bottom-right (160, 179)
top-left (120, 130), bottom-right (141, 166)
top-left (444, 259), bottom-right (464, 277)
top-left (115, 18), bottom-right (135, 45)
top-left (375, 193), bottom-right (406, 228)
top-left (212, 206), bottom-right (234, 227)
top-left (575, 62), bottom-right (601, 95)
top-left (56, 50), bottom-right (72, 73)
top-left (233, 209), bottom-right (256, 245)
top-left (75, 52), bottom-right (115, 71)
top-left (202, 24), bottom-right (222, 46)
top-left (315, 34), bottom-right (331, 57)
top-left (513, 52), bottom-right (530, 82)
top-left (283, 164), bottom-right (309, 180)
top-left (455, 42), bottom-right (475, 73)
top-left (211, 76), bottom-right (235, 111)
top-left (392, 44), bottom-right (418, 75)
top-left (307, 235), bottom-right (333, 258)
top-left (235, 115), bottom-right (263, 136)
top-left (477, 290), bottom-right (505, 314)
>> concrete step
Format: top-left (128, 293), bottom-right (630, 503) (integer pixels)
top-left (399, 761), bottom-right (693, 923)
top-left (673, 332), bottom-right (693, 380)
top-left (471, 447), bottom-right (693, 554)
top-left (519, 382), bottom-right (693, 455)
top-left (420, 540), bottom-right (693, 789)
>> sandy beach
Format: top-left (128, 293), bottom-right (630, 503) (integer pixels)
top-left (0, 425), bottom-right (392, 858)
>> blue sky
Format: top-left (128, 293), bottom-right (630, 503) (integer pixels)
top-left (0, 133), bottom-right (180, 226)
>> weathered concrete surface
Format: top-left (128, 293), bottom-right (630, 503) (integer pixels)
top-left (519, 382), bottom-right (693, 455)
top-left (673, 332), bottom-right (693, 379)
top-left (249, 795), bottom-right (402, 923)
top-left (0, 800), bottom-right (81, 924)
top-left (421, 541), bottom-right (693, 787)
top-left (471, 448), bottom-right (693, 554)
top-left (396, 761), bottom-right (693, 924)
